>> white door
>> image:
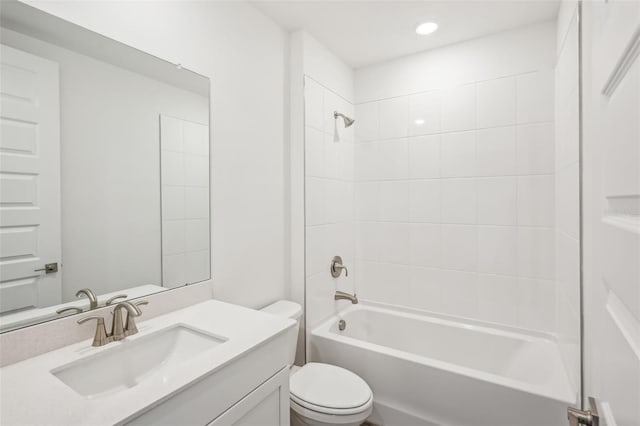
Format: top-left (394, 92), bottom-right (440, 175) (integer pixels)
top-left (0, 44), bottom-right (61, 313)
top-left (581, 1), bottom-right (640, 425)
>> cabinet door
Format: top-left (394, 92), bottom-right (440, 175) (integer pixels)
top-left (209, 368), bottom-right (290, 426)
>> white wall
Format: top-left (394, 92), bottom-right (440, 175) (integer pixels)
top-left (554, 0), bottom-right (581, 393)
top-left (352, 22), bottom-right (558, 332)
top-left (23, 0), bottom-right (290, 308)
top-left (1, 27), bottom-right (209, 301)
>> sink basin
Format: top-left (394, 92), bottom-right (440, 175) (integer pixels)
top-left (51, 324), bottom-right (226, 398)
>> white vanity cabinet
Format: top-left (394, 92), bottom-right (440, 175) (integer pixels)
top-left (209, 367), bottom-right (289, 426)
top-left (121, 320), bottom-right (292, 426)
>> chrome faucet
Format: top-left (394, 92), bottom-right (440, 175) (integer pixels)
top-left (334, 291), bottom-right (358, 304)
top-left (75, 288), bottom-right (98, 310)
top-left (77, 300), bottom-right (148, 346)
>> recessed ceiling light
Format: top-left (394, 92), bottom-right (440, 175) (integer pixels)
top-left (416, 22), bottom-right (438, 36)
top-left (414, 119), bottom-right (425, 126)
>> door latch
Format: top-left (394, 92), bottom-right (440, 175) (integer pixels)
top-left (568, 397), bottom-right (600, 426)
top-left (34, 262), bottom-right (58, 274)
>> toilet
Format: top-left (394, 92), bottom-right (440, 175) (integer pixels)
top-left (261, 300), bottom-right (373, 426)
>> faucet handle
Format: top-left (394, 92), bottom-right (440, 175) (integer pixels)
top-left (105, 294), bottom-right (128, 306)
top-left (331, 256), bottom-right (349, 278)
top-left (56, 306), bottom-right (83, 315)
top-left (77, 316), bottom-right (110, 347)
top-left (124, 300), bottom-right (148, 336)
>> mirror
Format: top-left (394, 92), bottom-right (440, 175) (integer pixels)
top-left (0, 3), bottom-right (210, 332)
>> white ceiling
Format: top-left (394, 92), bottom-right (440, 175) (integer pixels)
top-left (251, 0), bottom-right (560, 68)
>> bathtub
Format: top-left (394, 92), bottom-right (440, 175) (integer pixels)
top-left (310, 302), bottom-right (576, 426)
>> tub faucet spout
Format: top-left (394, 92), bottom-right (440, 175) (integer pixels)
top-left (335, 291), bottom-right (358, 304)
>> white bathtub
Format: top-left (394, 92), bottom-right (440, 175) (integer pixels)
top-left (310, 302), bottom-right (576, 426)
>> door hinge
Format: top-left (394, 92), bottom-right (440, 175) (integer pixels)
top-left (568, 397), bottom-right (600, 426)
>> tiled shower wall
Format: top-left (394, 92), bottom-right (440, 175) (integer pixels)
top-left (304, 76), bottom-right (356, 329)
top-left (354, 29), bottom-right (557, 331)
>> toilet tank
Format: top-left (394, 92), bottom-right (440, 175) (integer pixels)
top-left (260, 300), bottom-right (302, 366)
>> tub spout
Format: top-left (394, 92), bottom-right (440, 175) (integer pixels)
top-left (335, 291), bottom-right (358, 304)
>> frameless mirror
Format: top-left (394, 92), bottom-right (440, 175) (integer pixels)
top-left (0, 2), bottom-right (211, 332)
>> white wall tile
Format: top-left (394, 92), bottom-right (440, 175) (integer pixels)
top-left (305, 127), bottom-right (325, 177)
top-left (408, 266), bottom-right (443, 312)
top-left (408, 91), bottom-right (441, 136)
top-left (517, 70), bottom-right (554, 124)
top-left (378, 181), bottom-right (409, 222)
top-left (162, 220), bottom-right (186, 255)
top-left (441, 178), bottom-right (477, 224)
top-left (475, 126), bottom-right (517, 176)
top-left (409, 224), bottom-right (442, 267)
top-left (306, 225), bottom-right (328, 276)
top-left (183, 122), bottom-right (208, 156)
top-left (377, 223), bottom-right (410, 264)
top-left (477, 274), bottom-right (518, 325)
top-left (442, 225), bottom-right (477, 271)
top-left (355, 142), bottom-right (378, 181)
top-left (185, 187), bottom-right (209, 219)
top-left (377, 140), bottom-right (409, 180)
top-left (365, 262), bottom-right (410, 306)
top-left (477, 77), bottom-right (516, 128)
top-left (409, 135), bottom-right (441, 179)
top-left (477, 177), bottom-right (517, 225)
top-left (556, 231), bottom-right (580, 309)
top-left (517, 175), bottom-right (555, 227)
top-left (440, 269), bottom-right (478, 318)
top-left (409, 180), bottom-right (441, 223)
top-left (162, 186), bottom-right (185, 220)
top-left (163, 253), bottom-right (186, 288)
top-left (517, 228), bottom-right (555, 279)
top-left (556, 164), bottom-right (580, 239)
top-left (356, 222), bottom-right (380, 261)
top-left (477, 226), bottom-right (518, 275)
top-left (161, 151), bottom-right (185, 186)
top-left (442, 84), bottom-right (476, 132)
top-left (305, 178), bottom-right (325, 226)
top-left (378, 97), bottom-right (409, 139)
top-left (356, 182), bottom-right (379, 221)
top-left (325, 180), bottom-right (352, 223)
top-left (185, 219), bottom-right (209, 251)
top-left (305, 77), bottom-right (324, 130)
top-left (355, 101), bottom-right (378, 142)
top-left (185, 155), bottom-right (209, 187)
top-left (517, 123), bottom-right (555, 175)
top-left (441, 131), bottom-right (476, 177)
top-left (306, 272), bottom-right (336, 328)
top-left (518, 277), bottom-right (555, 331)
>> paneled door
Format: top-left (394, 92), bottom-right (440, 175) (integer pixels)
top-left (578, 1), bottom-right (640, 425)
top-left (0, 44), bottom-right (61, 313)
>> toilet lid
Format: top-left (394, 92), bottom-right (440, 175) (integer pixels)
top-left (290, 363), bottom-right (372, 411)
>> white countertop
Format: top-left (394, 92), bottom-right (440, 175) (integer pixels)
top-left (0, 300), bottom-right (295, 426)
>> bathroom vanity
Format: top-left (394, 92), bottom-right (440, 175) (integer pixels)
top-left (0, 300), bottom-right (295, 426)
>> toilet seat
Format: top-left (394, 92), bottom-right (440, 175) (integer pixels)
top-left (289, 363), bottom-right (373, 417)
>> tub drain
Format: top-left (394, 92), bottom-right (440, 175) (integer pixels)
top-left (338, 319), bottom-right (346, 331)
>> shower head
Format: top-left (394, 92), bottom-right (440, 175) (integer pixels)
top-left (334, 111), bottom-right (355, 128)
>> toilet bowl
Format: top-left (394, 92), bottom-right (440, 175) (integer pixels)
top-left (261, 301), bottom-right (373, 426)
